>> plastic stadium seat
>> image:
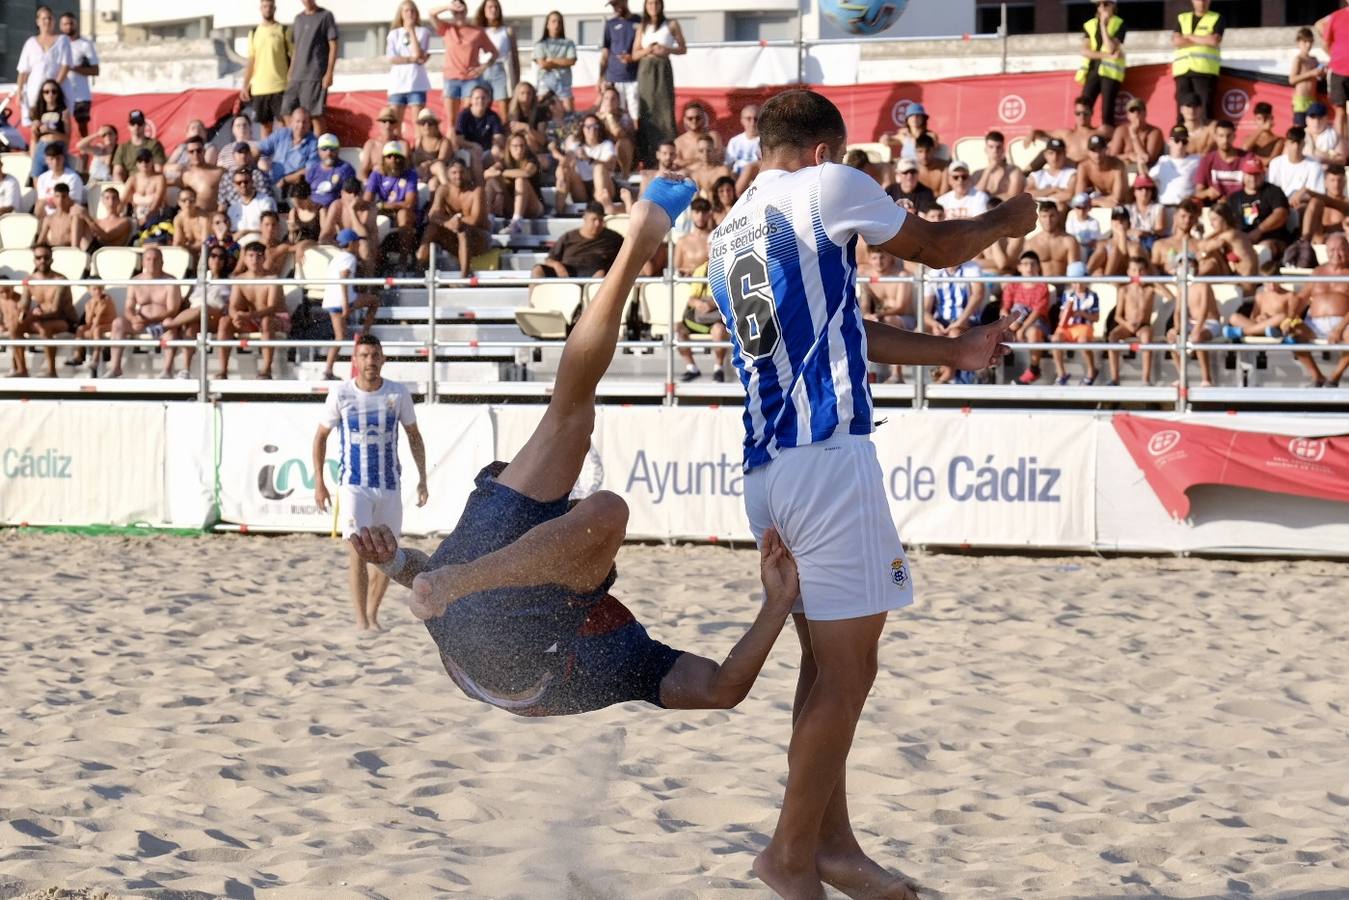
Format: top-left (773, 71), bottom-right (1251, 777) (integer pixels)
top-left (847, 142), bottom-right (892, 165)
top-left (582, 281), bottom-right (640, 324)
top-left (0, 248), bottom-right (36, 278)
top-left (0, 213), bottom-right (39, 249)
top-left (300, 245), bottom-right (341, 300)
top-left (604, 214), bottom-right (630, 237)
top-left (50, 247), bottom-right (88, 280)
top-left (640, 281), bottom-right (694, 338)
top-left (952, 137), bottom-right (989, 172)
top-left (1, 152), bottom-right (34, 188)
top-left (515, 282), bottom-right (583, 340)
top-left (1213, 283), bottom-right (1245, 318)
top-left (1009, 136), bottom-right (1046, 169)
top-left (91, 246), bottom-right (141, 282)
top-left (158, 245), bottom-right (193, 280)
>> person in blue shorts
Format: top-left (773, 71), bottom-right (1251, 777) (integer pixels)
top-left (349, 176), bottom-right (801, 716)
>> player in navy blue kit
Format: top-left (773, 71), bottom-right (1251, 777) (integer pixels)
top-left (349, 176), bottom-right (802, 716)
top-left (706, 89), bottom-right (1036, 900)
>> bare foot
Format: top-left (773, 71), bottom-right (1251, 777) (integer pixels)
top-left (213, 371), bottom-right (228, 380)
top-left (753, 846), bottom-right (826, 900)
top-left (368, 618), bottom-right (383, 631)
top-left (818, 846), bottom-right (921, 900)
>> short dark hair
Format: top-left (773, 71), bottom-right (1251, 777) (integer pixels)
top-left (1216, 119), bottom-right (1236, 132)
top-left (843, 148), bottom-right (870, 169)
top-left (914, 133), bottom-right (935, 151)
top-left (758, 90), bottom-right (846, 156)
top-left (689, 196), bottom-right (711, 213)
top-left (583, 201), bottom-right (605, 218)
top-left (244, 240), bottom-right (267, 255)
top-left (291, 179), bottom-right (311, 198)
top-left (1075, 95), bottom-right (1092, 109)
top-left (1177, 199), bottom-right (1202, 218)
top-left (341, 176), bottom-right (363, 194)
top-left (1018, 250), bottom-right (1040, 263)
top-left (260, 210), bottom-right (279, 223)
top-left (1329, 163), bottom-right (1347, 178)
top-left (1254, 102), bottom-right (1273, 117)
top-left (1298, 26), bottom-right (1315, 41)
top-left (356, 334), bottom-right (382, 348)
top-left (1288, 126), bottom-right (1306, 143)
top-left (185, 135), bottom-right (204, 147)
top-left (986, 130), bottom-right (1006, 144)
top-left (1128, 255), bottom-right (1148, 267)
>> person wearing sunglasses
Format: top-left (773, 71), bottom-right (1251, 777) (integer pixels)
top-left (226, 165), bottom-right (278, 234)
top-left (363, 141), bottom-right (420, 271)
top-left (179, 136), bottom-right (225, 215)
top-left (6, 242), bottom-right (78, 379)
top-left (725, 103), bottom-right (761, 193)
top-left (673, 100), bottom-right (721, 171)
top-left (936, 160), bottom-right (990, 220)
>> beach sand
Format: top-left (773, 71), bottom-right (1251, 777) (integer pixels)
top-left (1, 532), bottom-right (1346, 899)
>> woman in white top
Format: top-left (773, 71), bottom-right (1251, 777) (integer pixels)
top-left (15, 7), bottom-right (72, 127)
top-left (632, 0), bottom-right (685, 167)
top-left (386, 0), bottom-right (433, 131)
top-left (555, 113), bottom-right (617, 214)
top-left (475, 0), bottom-right (518, 122)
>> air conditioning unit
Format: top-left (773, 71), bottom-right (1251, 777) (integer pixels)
top-left (99, 10), bottom-right (119, 22)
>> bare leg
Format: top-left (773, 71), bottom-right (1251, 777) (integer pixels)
top-left (348, 544), bottom-right (371, 629)
top-left (109, 317), bottom-right (129, 377)
top-left (366, 564), bottom-right (390, 630)
top-left (325, 312), bottom-right (345, 377)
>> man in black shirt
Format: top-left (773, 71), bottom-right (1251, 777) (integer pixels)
top-left (885, 158), bottom-right (936, 212)
top-left (532, 202), bottom-right (623, 278)
top-left (1227, 156), bottom-right (1292, 261)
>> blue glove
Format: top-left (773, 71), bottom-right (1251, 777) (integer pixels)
top-left (641, 175), bottom-right (697, 225)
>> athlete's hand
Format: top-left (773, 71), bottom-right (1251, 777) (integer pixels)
top-left (759, 528), bottom-right (799, 616)
top-left (952, 310), bottom-right (1025, 370)
top-left (997, 192), bottom-right (1037, 239)
top-left (409, 570), bottom-right (451, 621)
top-left (416, 479), bottom-right (428, 507)
top-left (315, 481), bottom-right (331, 512)
top-left (349, 525), bottom-right (399, 565)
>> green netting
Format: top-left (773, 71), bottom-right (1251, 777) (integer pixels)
top-left (2, 523), bottom-right (204, 537)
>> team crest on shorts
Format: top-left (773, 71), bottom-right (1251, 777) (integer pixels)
top-left (890, 558), bottom-right (909, 588)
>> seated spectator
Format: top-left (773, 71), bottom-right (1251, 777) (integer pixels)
top-left (674, 101), bottom-right (723, 170)
top-left (0, 107), bottom-right (28, 152)
top-left (674, 195), bottom-right (712, 276)
top-left (227, 166), bottom-right (278, 233)
top-left (258, 107), bottom-right (318, 196)
top-left (227, 114), bottom-right (260, 160)
top-left (306, 132), bottom-right (356, 210)
top-left (1167, 260), bottom-right (1222, 386)
top-left (66, 283), bottom-right (116, 373)
top-left (530, 201), bottom-right (621, 278)
top-left (726, 103), bottom-right (761, 193)
top-left (886, 158), bottom-right (936, 212)
top-left (1177, 93), bottom-right (1216, 156)
top-left (28, 79), bottom-right (73, 180)
top-left (219, 144), bottom-right (274, 212)
top-left (82, 185), bottom-right (133, 248)
top-left (455, 85), bottom-right (505, 179)
top-left (1302, 163), bottom-right (1348, 242)
top-left (1002, 250), bottom-right (1053, 384)
top-left (1065, 192), bottom-right (1103, 258)
top-left (1027, 137), bottom-right (1075, 206)
top-left (36, 183), bottom-right (87, 249)
top-left (252, 209), bottom-right (294, 274)
top-left (215, 241), bottom-right (291, 380)
top-left (533, 10), bottom-right (577, 112)
top-left (125, 149), bottom-right (168, 230)
top-left (3, 244), bottom-right (77, 378)
top-left (1109, 98), bottom-right (1163, 170)
top-left (172, 185), bottom-right (211, 260)
top-left (912, 133), bottom-right (949, 196)
top-left (1106, 255), bottom-right (1159, 385)
top-left (287, 180), bottom-right (323, 254)
top-left (1268, 126), bottom-right (1323, 225)
top-left (1289, 232), bottom-right (1349, 386)
top-left (410, 109), bottom-right (454, 191)
top-left (1225, 259), bottom-right (1297, 340)
top-left (322, 177), bottom-right (376, 265)
top-left (178, 136), bottom-right (224, 214)
top-left (880, 102), bottom-right (940, 161)
top-left (923, 253), bottom-right (984, 383)
top-left (35, 143), bottom-right (86, 220)
top-left (111, 109), bottom-right (166, 182)
top-left (0, 158), bottom-right (21, 215)
top-left (555, 113), bottom-right (618, 214)
top-left (1126, 173), bottom-right (1164, 252)
top-left (108, 244), bottom-right (183, 378)
top-left (622, 141), bottom-right (683, 208)
top-left (321, 228), bottom-right (382, 380)
top-left (1227, 156), bottom-right (1292, 262)
top-left (1017, 201), bottom-right (1082, 277)
top-left (76, 124), bottom-right (118, 183)
top-left (843, 147), bottom-right (891, 189)
top-left (858, 245), bottom-right (914, 384)
top-left (1242, 102), bottom-right (1283, 161)
top-left (204, 211), bottom-right (242, 268)
top-left (1151, 198), bottom-right (1200, 274)
top-left (419, 158), bottom-right (490, 275)
top-left (483, 132), bottom-right (544, 234)
top-left (1194, 119), bottom-right (1250, 202)
top-left (164, 118), bottom-right (218, 183)
top-left (676, 284), bottom-right (729, 383)
top-left (1087, 205), bottom-right (1132, 276)
top-left (363, 140), bottom-right (420, 270)
top-left (709, 175), bottom-right (738, 227)
top-left (164, 245), bottom-right (234, 375)
top-left (1074, 134), bottom-right (1127, 208)
top-left (1149, 125), bottom-right (1200, 206)
top-left (1050, 262), bottom-right (1101, 385)
top-left (937, 161), bottom-right (989, 219)
top-left (361, 107), bottom-right (406, 181)
top-left (688, 133), bottom-right (733, 198)
top-left (1303, 102), bottom-right (1344, 167)
top-left (504, 80), bottom-right (549, 156)
top-left (973, 130), bottom-right (1025, 201)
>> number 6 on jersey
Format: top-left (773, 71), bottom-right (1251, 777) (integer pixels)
top-left (725, 250), bottom-right (782, 360)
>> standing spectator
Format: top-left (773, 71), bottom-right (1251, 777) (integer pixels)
top-left (1317, 5), bottom-right (1349, 141)
top-left (34, 143), bottom-right (84, 220)
top-left (1269, 126), bottom-right (1324, 225)
top-left (258, 106), bottom-right (319, 195)
top-left (1172, 0), bottom-right (1224, 122)
top-left (599, 0), bottom-right (642, 118)
top-left (633, 0), bottom-right (685, 167)
top-left (227, 166), bottom-right (277, 233)
top-left (1027, 137), bottom-right (1076, 206)
top-left (1076, 0), bottom-right (1126, 128)
top-left (430, 0), bottom-right (498, 127)
top-left (1150, 125), bottom-right (1200, 206)
top-left (75, 124), bottom-right (117, 183)
top-left (111, 110), bottom-right (166, 182)
top-left (1304, 102), bottom-right (1346, 166)
top-left (533, 11), bottom-right (577, 113)
top-left (1109, 98), bottom-right (1163, 169)
top-left (283, 0), bottom-right (339, 136)
top-left (1193, 119), bottom-right (1248, 202)
top-left (455, 84), bottom-right (504, 179)
top-left (307, 132), bottom-right (356, 209)
top-left (937, 161), bottom-right (989, 219)
top-left (14, 6), bottom-right (71, 127)
top-left (240, 0), bottom-right (292, 138)
top-left (27, 80), bottom-right (72, 180)
top-left (1291, 27), bottom-right (1326, 129)
top-left (364, 140), bottom-right (420, 270)
top-left (886, 158), bottom-right (936, 212)
top-left (726, 104), bottom-right (761, 192)
top-left (1073, 133), bottom-right (1128, 208)
top-left (476, 0), bottom-right (519, 122)
top-left (1227, 157), bottom-right (1293, 261)
top-left (973, 130), bottom-right (1025, 201)
top-left (387, 1), bottom-right (433, 130)
top-left (58, 12), bottom-right (98, 141)
top-left (595, 85), bottom-right (636, 177)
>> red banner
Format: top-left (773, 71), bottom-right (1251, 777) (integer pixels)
top-left (75, 63), bottom-right (1288, 153)
top-left (1113, 414), bottom-right (1349, 519)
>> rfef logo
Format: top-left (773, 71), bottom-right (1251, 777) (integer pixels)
top-left (1222, 89), bottom-right (1249, 119)
top-left (999, 95), bottom-right (1026, 124)
top-left (1113, 91), bottom-right (1134, 124)
top-left (891, 99), bottom-right (916, 127)
top-left (1287, 437), bottom-right (1326, 462)
top-left (1148, 430), bottom-right (1181, 456)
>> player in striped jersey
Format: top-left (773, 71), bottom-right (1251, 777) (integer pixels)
top-left (314, 335), bottom-right (429, 630)
top-left (705, 89), bottom-right (1036, 900)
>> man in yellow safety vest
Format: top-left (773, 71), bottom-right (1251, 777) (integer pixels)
top-left (1077, 0), bottom-right (1126, 128)
top-left (1172, 0), bottom-right (1226, 123)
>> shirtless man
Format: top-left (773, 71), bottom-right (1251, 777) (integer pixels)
top-left (36, 184), bottom-right (87, 249)
top-left (1195, 203), bottom-right (1258, 277)
top-left (82, 186), bottom-right (134, 248)
top-left (1109, 98), bottom-right (1164, 170)
top-left (673, 195), bottom-right (712, 276)
top-left (688, 134), bottom-right (733, 198)
top-left (1178, 93), bottom-right (1217, 157)
top-left (1151, 199), bottom-right (1201, 275)
top-left (672, 197), bottom-right (727, 382)
top-left (108, 244), bottom-right (184, 378)
top-left (622, 141), bottom-right (684, 208)
top-left (1167, 257), bottom-right (1222, 386)
top-left (179, 136), bottom-right (225, 214)
top-left (674, 101), bottom-right (723, 170)
top-left (1301, 164), bottom-right (1348, 240)
top-left (1106, 254), bottom-right (1160, 385)
top-left (1033, 96), bottom-right (1099, 165)
top-left (4, 245), bottom-right (78, 378)
top-left (360, 108), bottom-right (405, 181)
top-left (973, 130), bottom-right (1025, 201)
top-left (215, 242), bottom-right (290, 380)
top-left (1087, 206), bottom-right (1133, 276)
top-left (1012, 201), bottom-right (1082, 277)
top-left (1224, 260), bottom-right (1298, 339)
top-left (1074, 133), bottom-right (1128, 207)
top-left (1289, 232), bottom-right (1349, 386)
top-left (858, 246), bottom-right (915, 383)
top-left (419, 159), bottom-right (491, 276)
top-left (252, 210), bottom-right (294, 275)
top-left (67, 283), bottom-right (117, 374)
top-left (322, 177), bottom-right (377, 266)
top-left (172, 186), bottom-right (211, 258)
top-left (913, 134), bottom-right (949, 195)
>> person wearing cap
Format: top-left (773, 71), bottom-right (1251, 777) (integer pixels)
top-left (937, 160), bottom-right (989, 220)
top-left (1126, 172), bottom-right (1163, 251)
top-left (386, 0), bottom-right (433, 129)
top-left (1268, 126), bottom-right (1325, 220)
top-left (1194, 119), bottom-right (1254, 202)
top-left (885, 157), bottom-right (936, 213)
top-left (359, 106), bottom-right (406, 181)
top-left (1026, 137), bottom-right (1076, 206)
top-left (420, 158), bottom-right (491, 276)
top-left (1225, 156), bottom-right (1293, 261)
top-left (35, 180), bottom-right (86, 250)
top-left (1073, 133), bottom-right (1127, 209)
top-left (1148, 125), bottom-right (1200, 206)
top-left (227, 164), bottom-right (278, 233)
top-left (258, 106), bottom-right (319, 195)
top-left (1076, 0), bottom-right (1126, 128)
top-left (429, 0), bottom-right (499, 127)
top-left (1109, 98), bottom-right (1163, 170)
top-left (1016, 201), bottom-right (1082, 277)
top-left (34, 141), bottom-right (85, 220)
top-left (599, 0), bottom-right (642, 118)
top-left (1171, 0), bottom-right (1225, 122)
top-left (111, 110), bottom-right (166, 182)
top-left (305, 132), bottom-right (356, 209)
top-left (282, 0), bottom-right (338, 135)
top-left (321, 228), bottom-right (382, 380)
top-left (1303, 102), bottom-right (1345, 167)
top-left (1049, 259), bottom-right (1101, 385)
top-left (1106, 254), bottom-right (1159, 385)
top-left (880, 102), bottom-right (940, 162)
top-left (364, 140), bottom-right (421, 271)
top-left (1176, 93), bottom-right (1216, 156)
top-left (411, 107), bottom-right (455, 190)
top-left (240, 0), bottom-right (292, 139)
top-left (1065, 191), bottom-right (1103, 257)
top-left (632, 0), bottom-right (687, 168)
top-left (973, 130), bottom-right (1026, 202)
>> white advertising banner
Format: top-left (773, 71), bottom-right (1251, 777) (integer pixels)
top-left (215, 403), bottom-right (494, 535)
top-left (0, 401), bottom-right (167, 527)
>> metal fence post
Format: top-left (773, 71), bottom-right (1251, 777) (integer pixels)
top-left (1177, 236), bottom-right (1190, 413)
top-left (197, 258), bottom-right (209, 402)
top-left (426, 243), bottom-right (438, 403)
top-left (665, 233), bottom-right (676, 406)
top-left (912, 264), bottom-right (926, 410)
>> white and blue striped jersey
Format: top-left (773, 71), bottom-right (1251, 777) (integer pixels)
top-left (1060, 288), bottom-right (1101, 325)
top-left (928, 262), bottom-right (984, 324)
top-left (321, 379), bottom-right (416, 490)
top-left (706, 163), bottom-right (907, 471)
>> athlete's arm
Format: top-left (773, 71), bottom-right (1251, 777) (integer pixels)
top-left (405, 422), bottom-right (429, 507)
top-left (312, 423), bottom-right (333, 512)
top-left (879, 193), bottom-right (1036, 269)
top-left (349, 525), bottom-right (431, 590)
top-left (864, 310), bottom-right (1024, 371)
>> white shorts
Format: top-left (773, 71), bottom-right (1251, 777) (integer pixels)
top-left (744, 433), bottom-right (914, 621)
top-left (1307, 315), bottom-right (1343, 340)
top-left (339, 485), bottom-right (403, 540)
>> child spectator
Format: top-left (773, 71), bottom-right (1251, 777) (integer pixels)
top-left (1290, 27), bottom-right (1325, 128)
top-left (1051, 261), bottom-right (1101, 385)
top-left (1001, 250), bottom-right (1053, 384)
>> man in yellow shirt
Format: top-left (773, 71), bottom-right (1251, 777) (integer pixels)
top-left (1172, 0), bottom-right (1225, 123)
top-left (239, 0), bottom-right (293, 138)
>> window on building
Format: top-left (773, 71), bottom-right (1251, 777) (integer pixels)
top-left (576, 17), bottom-right (605, 47)
top-left (507, 16), bottom-right (532, 44)
top-left (1066, 1), bottom-right (1164, 31)
top-left (338, 24), bottom-right (379, 59)
top-left (731, 13), bottom-right (796, 42)
top-left (146, 19), bottom-right (208, 41)
top-left (975, 3), bottom-right (1034, 35)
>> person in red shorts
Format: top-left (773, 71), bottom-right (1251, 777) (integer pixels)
top-left (1003, 249), bottom-right (1053, 383)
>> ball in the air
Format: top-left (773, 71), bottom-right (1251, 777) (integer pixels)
top-left (820, 0), bottom-right (908, 35)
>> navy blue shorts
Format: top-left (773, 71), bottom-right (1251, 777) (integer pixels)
top-left (423, 462), bottom-right (683, 717)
